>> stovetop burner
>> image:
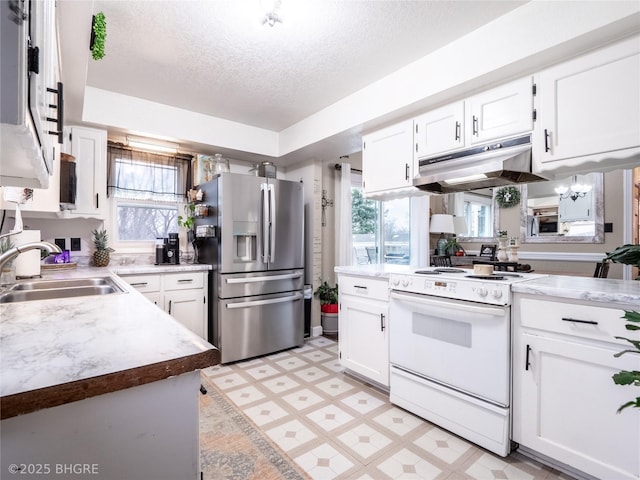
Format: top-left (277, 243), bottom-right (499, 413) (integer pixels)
top-left (465, 274), bottom-right (507, 280)
top-left (434, 268), bottom-right (466, 273)
top-left (414, 270), bottom-right (441, 275)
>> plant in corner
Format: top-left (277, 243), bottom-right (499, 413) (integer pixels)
top-left (604, 244), bottom-right (640, 412)
top-left (314, 280), bottom-right (338, 314)
top-left (91, 228), bottom-right (114, 267)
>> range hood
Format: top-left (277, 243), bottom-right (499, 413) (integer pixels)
top-left (413, 134), bottom-right (549, 194)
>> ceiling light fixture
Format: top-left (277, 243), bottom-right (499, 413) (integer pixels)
top-left (554, 175), bottom-right (592, 202)
top-left (262, 0), bottom-right (283, 27)
top-left (126, 136), bottom-right (179, 154)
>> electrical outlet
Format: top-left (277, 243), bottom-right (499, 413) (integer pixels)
top-left (54, 238), bottom-right (66, 250)
top-left (70, 238), bottom-right (81, 251)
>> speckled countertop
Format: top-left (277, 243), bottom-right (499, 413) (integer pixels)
top-left (0, 265), bottom-right (218, 420)
top-left (511, 275), bottom-right (640, 307)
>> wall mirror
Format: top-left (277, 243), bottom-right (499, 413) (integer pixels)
top-left (444, 189), bottom-right (500, 243)
top-left (519, 172), bottom-right (604, 244)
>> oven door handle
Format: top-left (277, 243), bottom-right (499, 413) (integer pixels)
top-left (390, 291), bottom-right (506, 317)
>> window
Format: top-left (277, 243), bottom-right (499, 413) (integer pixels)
top-left (463, 192), bottom-right (493, 238)
top-left (351, 175), bottom-right (411, 265)
top-left (107, 144), bottom-right (192, 242)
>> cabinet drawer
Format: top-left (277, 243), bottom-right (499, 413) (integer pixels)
top-left (519, 297), bottom-right (631, 345)
top-left (121, 274), bottom-right (161, 293)
top-left (339, 275), bottom-right (389, 301)
top-left (163, 272), bottom-right (205, 291)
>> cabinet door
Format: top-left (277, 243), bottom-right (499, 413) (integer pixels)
top-left (513, 333), bottom-right (640, 480)
top-left (164, 290), bottom-right (206, 338)
top-left (339, 295), bottom-right (389, 387)
top-left (465, 77), bottom-right (533, 146)
top-left (362, 120), bottom-right (414, 195)
top-left (414, 102), bottom-right (464, 159)
top-left (533, 36), bottom-right (640, 175)
top-left (558, 190), bottom-right (592, 222)
top-left (65, 126), bottom-right (107, 218)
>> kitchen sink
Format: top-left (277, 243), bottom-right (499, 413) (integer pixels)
top-left (0, 277), bottom-right (126, 304)
top-left (9, 277), bottom-right (115, 290)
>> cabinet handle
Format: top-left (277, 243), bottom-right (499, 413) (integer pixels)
top-left (46, 82), bottom-right (64, 144)
top-left (405, 163), bottom-right (410, 181)
top-left (380, 313), bottom-right (386, 332)
top-left (525, 344), bottom-right (531, 371)
top-left (544, 129), bottom-right (550, 152)
top-left (96, 194), bottom-right (99, 209)
top-left (129, 282), bottom-right (148, 287)
top-left (168, 300), bottom-right (172, 315)
top-left (472, 116), bottom-right (478, 136)
top-left (454, 121), bottom-right (461, 141)
top-left (561, 317), bottom-right (598, 325)
top-left (354, 285), bottom-right (368, 290)
top-left (178, 278), bottom-right (194, 283)
top-left (415, 143), bottom-right (418, 153)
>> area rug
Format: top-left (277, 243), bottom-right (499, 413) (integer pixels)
top-left (199, 375), bottom-right (310, 480)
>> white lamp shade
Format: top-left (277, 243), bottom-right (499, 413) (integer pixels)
top-left (430, 214), bottom-right (455, 234)
top-left (453, 216), bottom-right (468, 235)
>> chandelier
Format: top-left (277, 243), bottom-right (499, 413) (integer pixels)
top-left (262, 0), bottom-right (283, 27)
top-left (554, 175), bottom-right (592, 201)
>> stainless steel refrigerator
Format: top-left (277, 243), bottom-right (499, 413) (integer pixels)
top-left (196, 173), bottom-right (304, 363)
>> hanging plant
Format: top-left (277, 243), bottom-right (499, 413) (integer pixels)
top-left (495, 186), bottom-right (521, 208)
top-left (90, 12), bottom-right (107, 60)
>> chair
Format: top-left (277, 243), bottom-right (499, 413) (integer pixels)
top-left (432, 255), bottom-right (452, 267)
top-left (366, 247), bottom-right (378, 264)
top-left (479, 244), bottom-right (497, 261)
top-left (594, 262), bottom-right (610, 278)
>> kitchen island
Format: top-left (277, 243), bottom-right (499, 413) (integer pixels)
top-left (1, 266), bottom-right (219, 479)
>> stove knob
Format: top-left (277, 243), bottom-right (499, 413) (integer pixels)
top-left (492, 289), bottom-right (503, 299)
top-left (476, 287), bottom-right (488, 297)
top-left (402, 278), bottom-right (410, 287)
top-left (391, 277), bottom-right (400, 287)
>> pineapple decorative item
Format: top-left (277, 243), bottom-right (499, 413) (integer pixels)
top-left (91, 228), bottom-right (114, 267)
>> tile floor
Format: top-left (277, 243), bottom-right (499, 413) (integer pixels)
top-left (202, 337), bottom-right (574, 480)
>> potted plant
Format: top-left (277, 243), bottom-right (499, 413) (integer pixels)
top-left (603, 244), bottom-right (640, 412)
top-left (314, 280), bottom-right (338, 313)
top-left (91, 228), bottom-right (114, 267)
top-left (178, 203), bottom-right (196, 242)
top-left (90, 12), bottom-right (107, 60)
top-left (445, 238), bottom-right (465, 256)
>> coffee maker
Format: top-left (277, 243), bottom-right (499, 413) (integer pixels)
top-left (155, 233), bottom-right (180, 265)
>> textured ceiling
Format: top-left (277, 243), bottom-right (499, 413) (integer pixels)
top-left (79, 0), bottom-right (527, 132)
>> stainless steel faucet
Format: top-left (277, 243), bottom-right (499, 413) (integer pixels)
top-left (0, 241), bottom-right (62, 276)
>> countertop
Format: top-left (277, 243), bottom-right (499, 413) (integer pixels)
top-left (512, 275), bottom-right (640, 307)
top-left (0, 266), bottom-right (219, 420)
top-left (111, 263), bottom-right (212, 275)
top-left (334, 264), bottom-right (415, 278)
top-left (335, 265), bottom-right (640, 307)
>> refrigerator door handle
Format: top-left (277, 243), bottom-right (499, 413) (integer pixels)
top-left (226, 272), bottom-right (303, 284)
top-left (260, 183), bottom-right (269, 262)
top-left (268, 183), bottom-right (276, 263)
top-left (226, 293), bottom-right (303, 309)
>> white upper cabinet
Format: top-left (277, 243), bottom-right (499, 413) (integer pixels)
top-left (414, 102), bottom-right (464, 158)
top-left (414, 77), bottom-right (533, 161)
top-left (62, 126), bottom-right (107, 219)
top-left (362, 120), bottom-right (415, 197)
top-left (465, 76), bottom-right (533, 146)
top-left (533, 35), bottom-right (640, 178)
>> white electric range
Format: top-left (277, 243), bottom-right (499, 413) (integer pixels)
top-left (388, 267), bottom-right (547, 457)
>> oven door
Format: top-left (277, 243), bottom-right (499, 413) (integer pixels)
top-left (389, 290), bottom-right (510, 406)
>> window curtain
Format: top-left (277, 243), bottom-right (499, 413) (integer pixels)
top-left (107, 143), bottom-right (192, 201)
top-left (335, 161), bottom-right (353, 266)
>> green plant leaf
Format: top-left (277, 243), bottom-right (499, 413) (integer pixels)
top-left (616, 397), bottom-right (640, 414)
top-left (612, 370), bottom-right (640, 386)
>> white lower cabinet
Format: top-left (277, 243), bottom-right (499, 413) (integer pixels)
top-left (512, 295), bottom-right (640, 480)
top-left (338, 274), bottom-right (389, 387)
top-left (121, 271), bottom-right (207, 339)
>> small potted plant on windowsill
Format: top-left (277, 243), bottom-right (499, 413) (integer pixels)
top-left (178, 203), bottom-right (197, 262)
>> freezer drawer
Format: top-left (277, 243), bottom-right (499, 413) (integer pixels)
top-left (216, 290), bottom-right (304, 363)
top-left (218, 269), bottom-right (304, 299)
